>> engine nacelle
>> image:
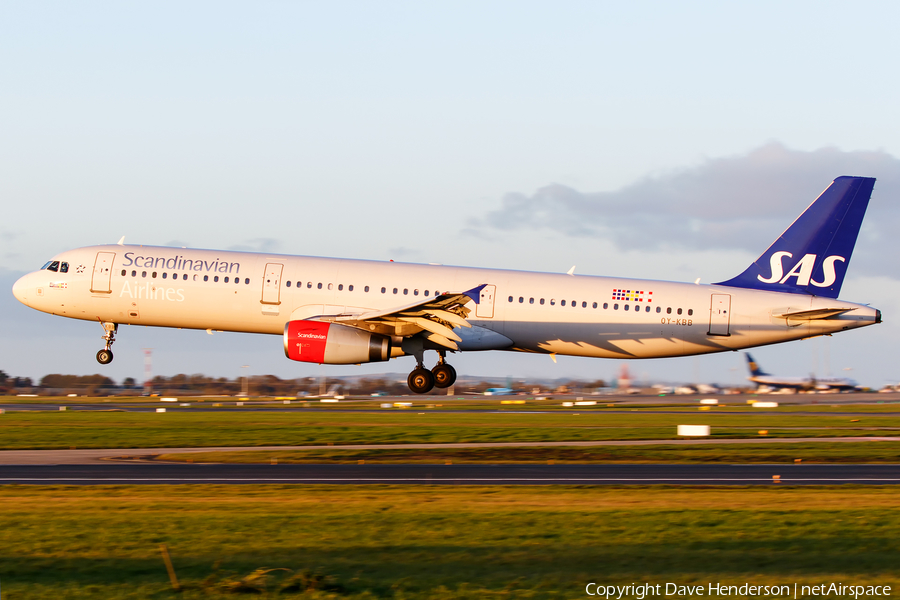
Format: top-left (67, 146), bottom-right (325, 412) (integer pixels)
top-left (284, 320), bottom-right (392, 364)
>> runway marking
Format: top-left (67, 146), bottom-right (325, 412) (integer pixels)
top-left (2, 477), bottom-right (900, 483)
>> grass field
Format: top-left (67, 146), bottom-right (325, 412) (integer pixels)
top-left (0, 485), bottom-right (898, 599)
top-left (2, 409), bottom-right (900, 451)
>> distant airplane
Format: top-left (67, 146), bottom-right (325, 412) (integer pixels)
top-left (744, 353), bottom-right (858, 391)
top-left (13, 177), bottom-right (881, 394)
top-left (298, 383), bottom-right (343, 399)
top-left (483, 387), bottom-right (516, 396)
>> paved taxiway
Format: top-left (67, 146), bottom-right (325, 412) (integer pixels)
top-left (2, 436), bottom-right (899, 465)
top-left (1, 463), bottom-right (898, 485)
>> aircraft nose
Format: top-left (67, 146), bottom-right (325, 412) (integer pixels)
top-left (12, 273), bottom-right (31, 304)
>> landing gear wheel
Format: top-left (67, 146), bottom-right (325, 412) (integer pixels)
top-left (96, 349), bottom-right (114, 365)
top-left (408, 367), bottom-right (435, 394)
top-left (432, 363), bottom-right (457, 388)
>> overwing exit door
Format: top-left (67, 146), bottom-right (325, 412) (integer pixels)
top-left (261, 263), bottom-right (284, 305)
top-left (476, 284), bottom-right (496, 318)
top-left (90, 252), bottom-right (115, 293)
top-left (708, 294), bottom-right (731, 336)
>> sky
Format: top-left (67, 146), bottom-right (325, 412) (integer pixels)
top-left (2, 1), bottom-right (900, 388)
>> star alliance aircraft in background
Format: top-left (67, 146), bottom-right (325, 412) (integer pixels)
top-left (744, 353), bottom-right (859, 392)
top-left (13, 177), bottom-right (880, 393)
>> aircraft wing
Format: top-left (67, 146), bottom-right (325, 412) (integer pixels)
top-left (319, 284), bottom-right (487, 350)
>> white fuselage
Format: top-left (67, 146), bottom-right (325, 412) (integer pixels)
top-left (12, 244), bottom-right (880, 360)
top-left (748, 375), bottom-right (858, 391)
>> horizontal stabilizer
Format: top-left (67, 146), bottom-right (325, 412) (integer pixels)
top-left (773, 308), bottom-right (853, 320)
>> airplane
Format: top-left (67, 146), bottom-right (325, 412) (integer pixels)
top-left (12, 176), bottom-right (881, 395)
top-left (483, 387), bottom-right (516, 396)
top-left (744, 352), bottom-right (858, 392)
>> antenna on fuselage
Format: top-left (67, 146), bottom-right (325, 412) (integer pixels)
top-left (117, 236), bottom-right (125, 246)
top-left (566, 266), bottom-right (575, 276)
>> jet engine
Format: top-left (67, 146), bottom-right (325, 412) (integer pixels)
top-left (284, 320), bottom-right (392, 364)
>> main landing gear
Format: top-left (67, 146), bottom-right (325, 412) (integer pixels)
top-left (407, 352), bottom-right (458, 394)
top-left (96, 322), bottom-right (118, 365)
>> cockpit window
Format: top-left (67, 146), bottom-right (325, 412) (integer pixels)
top-left (41, 261), bottom-right (52, 270)
top-left (47, 261), bottom-right (60, 272)
top-left (60, 262), bottom-right (69, 273)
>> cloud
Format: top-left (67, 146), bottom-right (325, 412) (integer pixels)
top-left (469, 143), bottom-right (900, 264)
top-left (388, 246), bottom-right (420, 259)
top-left (227, 238), bottom-right (282, 253)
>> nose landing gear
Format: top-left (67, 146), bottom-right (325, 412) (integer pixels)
top-left (96, 322), bottom-right (118, 365)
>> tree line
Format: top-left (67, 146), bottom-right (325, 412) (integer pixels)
top-left (1, 369), bottom-right (608, 396)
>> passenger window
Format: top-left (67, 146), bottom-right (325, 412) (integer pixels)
top-left (592, 302), bottom-right (597, 308)
top-left (317, 283), bottom-right (322, 289)
top-left (142, 271), bottom-right (147, 278)
top-left (393, 288), bottom-right (398, 294)
top-left (224, 277), bottom-right (229, 283)
top-left (381, 287), bottom-right (386, 293)
top-left (214, 276), bottom-right (219, 282)
top-left (245, 278), bottom-right (250, 284)
top-left (540, 298), bottom-right (545, 305)
top-left (677, 308), bottom-right (683, 315)
top-left (561, 300), bottom-right (566, 306)
top-left (233, 276), bottom-right (238, 283)
top-left (571, 301), bottom-right (575, 307)
top-left (338, 284), bottom-right (343, 291)
top-left (645, 306), bottom-right (650, 312)
top-left (614, 303), bottom-right (619, 310)
top-left (193, 275), bottom-right (198, 281)
top-left (403, 289), bottom-right (408, 295)
top-left (152, 272), bottom-right (157, 278)
top-left (667, 307), bottom-right (672, 314)
top-left (529, 298), bottom-right (534, 304)
top-left (328, 283), bottom-right (333, 290)
top-left (364, 286), bottom-right (369, 292)
top-left (656, 307), bottom-right (661, 313)
top-left (603, 303), bottom-right (608, 309)
top-left (509, 296), bottom-right (513, 302)
top-left (550, 299), bottom-right (556, 305)
top-left (519, 297), bottom-right (524, 303)
top-left (349, 285), bottom-right (354, 292)
top-left (413, 289), bottom-right (418, 296)
top-left (121, 270), bottom-right (126, 276)
top-left (60, 262), bottom-right (69, 273)
top-left (688, 309), bottom-right (693, 316)
top-left (204, 275), bottom-right (208, 282)
top-left (48, 261), bottom-right (59, 272)
top-left (286, 281), bottom-right (291, 287)
top-left (624, 304), bottom-right (629, 311)
top-left (582, 301), bottom-right (587, 308)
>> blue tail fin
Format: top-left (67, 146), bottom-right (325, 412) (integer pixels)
top-left (716, 176), bottom-right (875, 298)
top-left (745, 353), bottom-right (767, 377)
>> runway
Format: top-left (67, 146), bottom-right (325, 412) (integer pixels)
top-left (1, 463), bottom-right (899, 485)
